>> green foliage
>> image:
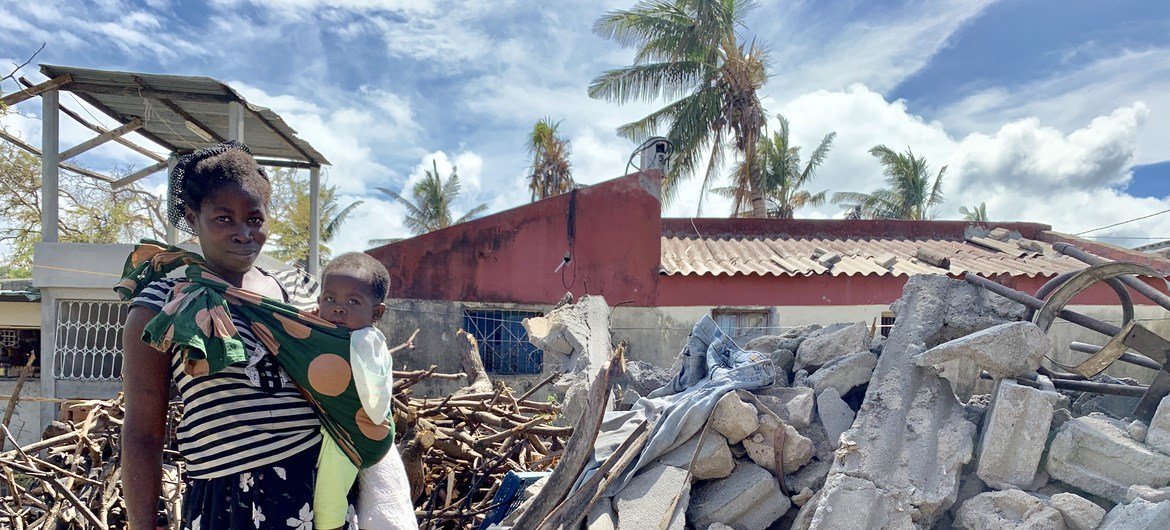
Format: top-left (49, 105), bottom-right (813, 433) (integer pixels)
top-left (831, 145), bottom-right (948, 220)
top-left (266, 168), bottom-right (362, 269)
top-left (527, 118), bottom-right (574, 201)
top-left (960, 202), bottom-right (989, 222)
top-left (377, 160), bottom-right (488, 236)
top-left (716, 115), bottom-right (835, 218)
top-left (0, 137), bottom-right (166, 278)
top-left (589, 0), bottom-right (770, 213)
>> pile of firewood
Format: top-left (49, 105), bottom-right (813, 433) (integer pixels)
top-left (396, 331), bottom-right (571, 530)
top-left (0, 329), bottom-right (572, 530)
top-left (0, 395), bottom-right (185, 530)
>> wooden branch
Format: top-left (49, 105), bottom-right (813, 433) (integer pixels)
top-left (0, 129), bottom-right (114, 182)
top-left (533, 418), bottom-right (652, 530)
top-left (58, 117), bottom-right (143, 161)
top-left (111, 159), bottom-right (168, 189)
top-left (510, 341), bottom-right (626, 530)
top-left (455, 330), bottom-right (492, 395)
top-left (0, 354), bottom-right (36, 452)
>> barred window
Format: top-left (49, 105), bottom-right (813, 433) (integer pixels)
top-left (0, 329), bottom-right (17, 347)
top-left (712, 309), bottom-right (772, 342)
top-left (880, 311), bottom-right (896, 338)
top-left (54, 300), bottom-right (128, 381)
top-left (463, 309), bottom-right (544, 375)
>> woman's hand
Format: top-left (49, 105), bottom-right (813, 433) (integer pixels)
top-left (121, 306), bottom-right (171, 530)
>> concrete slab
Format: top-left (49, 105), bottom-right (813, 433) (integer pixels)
top-left (613, 463), bottom-right (690, 530)
top-left (976, 379), bottom-right (1058, 490)
top-left (953, 490), bottom-right (1065, 530)
top-left (1048, 492), bottom-right (1105, 530)
top-left (808, 276), bottom-right (1021, 527)
top-left (687, 461), bottom-right (790, 530)
top-left (796, 322), bottom-right (871, 371)
top-left (1046, 415), bottom-right (1170, 502)
top-left (816, 388), bottom-right (855, 449)
top-left (807, 350), bottom-right (877, 396)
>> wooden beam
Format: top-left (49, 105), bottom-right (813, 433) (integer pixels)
top-left (112, 159), bottom-right (169, 189)
top-left (68, 91), bottom-right (178, 152)
top-left (0, 74), bottom-right (72, 107)
top-left (247, 107), bottom-right (315, 163)
top-left (130, 75), bottom-right (226, 144)
top-left (23, 77), bottom-right (167, 163)
top-left (255, 158), bottom-right (318, 169)
top-left (63, 83), bottom-right (235, 104)
top-left (0, 129), bottom-right (114, 183)
top-left (158, 98), bottom-right (224, 142)
top-left (57, 117), bottom-right (142, 161)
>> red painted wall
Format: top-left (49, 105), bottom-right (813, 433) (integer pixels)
top-left (367, 171), bottom-right (664, 306)
top-left (367, 172), bottom-right (1170, 309)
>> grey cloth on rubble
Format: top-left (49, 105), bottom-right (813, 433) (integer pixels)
top-left (573, 316), bottom-right (776, 498)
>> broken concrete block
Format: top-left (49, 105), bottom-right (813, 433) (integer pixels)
top-left (1126, 484), bottom-right (1170, 503)
top-left (710, 392), bottom-right (758, 444)
top-left (755, 386), bottom-right (815, 428)
top-left (771, 348), bottom-right (796, 375)
top-left (953, 490), bottom-right (1065, 530)
top-left (706, 525), bottom-right (734, 530)
top-left (816, 388), bottom-right (855, 449)
top-left (807, 350), bottom-right (877, 396)
top-left (1048, 492), bottom-right (1105, 530)
top-left (810, 275), bottom-right (1021, 528)
top-left (687, 461), bottom-right (790, 530)
top-left (809, 474), bottom-right (914, 529)
top-left (915, 321), bottom-right (1050, 379)
top-left (1146, 395), bottom-right (1170, 456)
top-left (613, 463), bottom-right (690, 530)
top-left (976, 379), bottom-right (1058, 490)
top-left (949, 474), bottom-right (989, 520)
top-left (656, 430), bottom-right (734, 480)
top-left (742, 415), bottom-right (813, 473)
top-left (745, 335), bottom-right (785, 354)
top-left (586, 497), bottom-right (617, 530)
top-left (1127, 420), bottom-right (1148, 444)
top-left (1099, 498), bottom-right (1170, 529)
top-left (796, 322), bottom-right (871, 371)
top-left (1046, 415), bottom-right (1170, 502)
top-left (523, 295), bottom-right (612, 374)
top-left (793, 369), bottom-right (811, 388)
top-left (791, 487), bottom-right (815, 507)
top-left (618, 360), bottom-right (674, 397)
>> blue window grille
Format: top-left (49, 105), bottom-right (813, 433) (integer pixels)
top-left (463, 309), bottom-right (544, 374)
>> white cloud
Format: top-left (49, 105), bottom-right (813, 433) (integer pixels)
top-left (328, 195), bottom-right (408, 255)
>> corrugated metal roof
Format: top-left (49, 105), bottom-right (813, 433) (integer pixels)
top-left (40, 64), bottom-right (328, 165)
top-left (660, 235), bottom-right (1087, 277)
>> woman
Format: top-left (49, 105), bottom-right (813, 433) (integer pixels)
top-left (121, 141), bottom-right (407, 529)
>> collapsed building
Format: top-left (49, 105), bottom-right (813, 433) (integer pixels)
top-left (495, 250), bottom-right (1170, 529)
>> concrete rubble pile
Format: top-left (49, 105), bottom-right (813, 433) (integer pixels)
top-left (518, 277), bottom-right (1170, 530)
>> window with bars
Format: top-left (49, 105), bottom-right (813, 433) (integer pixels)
top-left (54, 300), bottom-right (129, 381)
top-left (0, 329), bottom-right (17, 347)
top-left (0, 328), bottom-right (39, 378)
top-left (880, 311), bottom-right (896, 338)
top-left (712, 309), bottom-right (772, 342)
top-left (463, 309), bottom-right (544, 375)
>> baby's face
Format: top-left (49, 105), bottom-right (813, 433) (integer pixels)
top-left (318, 274), bottom-right (382, 330)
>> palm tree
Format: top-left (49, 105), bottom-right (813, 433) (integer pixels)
top-left (527, 118), bottom-right (574, 201)
top-left (715, 115), bottom-right (835, 218)
top-left (589, 0), bottom-right (769, 214)
top-left (266, 169), bottom-right (362, 268)
top-left (831, 145), bottom-right (947, 220)
top-left (378, 160), bottom-right (489, 236)
top-left (960, 202), bottom-right (989, 222)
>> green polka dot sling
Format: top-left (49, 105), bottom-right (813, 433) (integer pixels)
top-left (115, 240), bottom-right (395, 469)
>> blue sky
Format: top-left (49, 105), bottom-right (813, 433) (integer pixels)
top-left (2, 0), bottom-right (1169, 254)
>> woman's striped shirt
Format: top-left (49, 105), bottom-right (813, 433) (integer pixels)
top-left (131, 268), bottom-right (322, 479)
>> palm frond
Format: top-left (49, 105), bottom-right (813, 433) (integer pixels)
top-left (587, 61), bottom-right (706, 103)
top-left (455, 203), bottom-right (490, 225)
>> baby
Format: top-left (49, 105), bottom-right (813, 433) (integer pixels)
top-left (314, 252), bottom-right (395, 530)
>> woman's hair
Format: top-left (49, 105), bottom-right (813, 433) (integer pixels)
top-left (168, 141), bottom-right (270, 234)
top-left (322, 252), bottom-right (391, 301)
